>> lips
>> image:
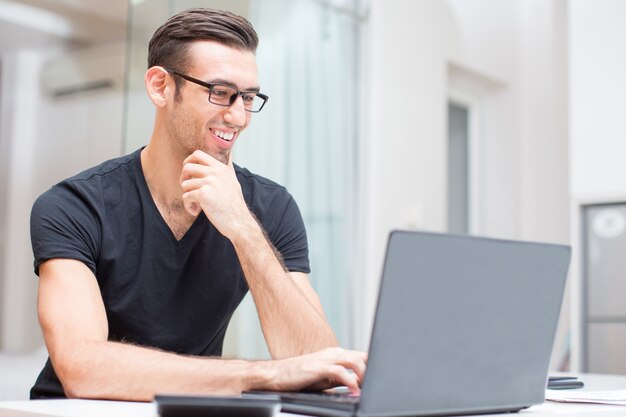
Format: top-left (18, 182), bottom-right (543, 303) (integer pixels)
top-left (211, 128), bottom-right (236, 141)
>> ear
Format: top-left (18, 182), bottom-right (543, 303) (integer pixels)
top-left (145, 66), bottom-right (171, 107)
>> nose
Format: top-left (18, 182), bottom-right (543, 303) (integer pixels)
top-left (223, 94), bottom-right (248, 127)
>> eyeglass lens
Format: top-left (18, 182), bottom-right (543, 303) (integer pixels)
top-left (209, 85), bottom-right (264, 112)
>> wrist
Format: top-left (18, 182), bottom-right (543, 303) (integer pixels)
top-left (228, 214), bottom-right (264, 246)
top-left (244, 360), bottom-right (274, 391)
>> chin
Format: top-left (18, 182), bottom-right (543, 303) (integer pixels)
top-left (205, 148), bottom-right (230, 164)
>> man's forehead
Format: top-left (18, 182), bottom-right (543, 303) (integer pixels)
top-left (187, 40), bottom-right (258, 87)
top-left (186, 41), bottom-right (256, 69)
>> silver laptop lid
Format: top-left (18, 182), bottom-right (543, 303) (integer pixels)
top-left (359, 231), bottom-right (570, 417)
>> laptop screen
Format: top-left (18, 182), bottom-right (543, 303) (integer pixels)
top-left (357, 231), bottom-right (570, 417)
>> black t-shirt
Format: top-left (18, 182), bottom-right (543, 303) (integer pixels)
top-left (29, 148), bottom-right (310, 399)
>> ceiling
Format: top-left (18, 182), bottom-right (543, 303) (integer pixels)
top-left (0, 0), bottom-right (254, 53)
top-left (18, 0), bottom-right (128, 23)
top-left (0, 0), bottom-right (127, 52)
top-left (26, 0), bottom-right (128, 23)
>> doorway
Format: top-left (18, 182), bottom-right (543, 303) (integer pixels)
top-left (447, 101), bottom-right (470, 234)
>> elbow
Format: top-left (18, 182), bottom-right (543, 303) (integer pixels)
top-left (50, 344), bottom-right (102, 399)
top-left (58, 365), bottom-right (108, 400)
top-left (63, 384), bottom-right (84, 400)
top-left (54, 358), bottom-right (91, 399)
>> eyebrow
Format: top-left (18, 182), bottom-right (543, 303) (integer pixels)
top-left (207, 78), bottom-right (261, 93)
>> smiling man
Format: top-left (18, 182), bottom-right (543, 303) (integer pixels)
top-left (29, 8), bottom-right (366, 401)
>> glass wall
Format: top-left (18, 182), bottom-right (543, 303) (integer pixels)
top-left (125, 0), bottom-right (362, 357)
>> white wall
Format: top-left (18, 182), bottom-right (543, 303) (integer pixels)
top-left (446, 0), bottom-right (523, 240)
top-left (361, 0), bottom-right (570, 365)
top-left (518, 0), bottom-right (569, 244)
top-left (361, 0), bottom-right (455, 348)
top-left (568, 0), bottom-right (626, 371)
top-left (570, 0), bottom-right (626, 196)
top-left (516, 0), bottom-right (570, 369)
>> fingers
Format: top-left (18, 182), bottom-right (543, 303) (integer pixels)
top-left (321, 347), bottom-right (368, 385)
top-left (182, 149), bottom-right (232, 169)
top-left (331, 365), bottom-right (361, 393)
top-left (180, 178), bottom-right (206, 193)
top-left (179, 162), bottom-right (209, 216)
top-left (181, 190), bottom-right (202, 216)
top-left (305, 348), bottom-right (368, 393)
top-left (180, 150), bottom-right (234, 184)
top-left (180, 162), bottom-right (211, 184)
top-left (260, 348), bottom-right (368, 394)
top-left (180, 151), bottom-right (215, 184)
top-left (177, 150), bottom-right (247, 237)
top-left (317, 364), bottom-right (360, 393)
top-left (182, 149), bottom-right (220, 167)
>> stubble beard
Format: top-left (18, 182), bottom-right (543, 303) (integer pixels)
top-left (168, 103), bottom-right (233, 165)
top-left (170, 107), bottom-right (225, 161)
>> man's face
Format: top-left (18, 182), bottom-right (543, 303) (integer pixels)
top-left (166, 41), bottom-right (259, 163)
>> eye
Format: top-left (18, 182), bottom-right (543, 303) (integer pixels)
top-left (211, 87), bottom-right (230, 97)
top-left (242, 93), bottom-right (256, 103)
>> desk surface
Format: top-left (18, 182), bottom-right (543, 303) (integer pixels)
top-left (3, 374), bottom-right (626, 417)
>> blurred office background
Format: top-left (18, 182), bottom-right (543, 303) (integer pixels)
top-left (1, 0), bottom-right (625, 400)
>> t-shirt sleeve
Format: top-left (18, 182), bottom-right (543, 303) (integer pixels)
top-left (30, 184), bottom-right (100, 276)
top-left (267, 195), bottom-right (310, 274)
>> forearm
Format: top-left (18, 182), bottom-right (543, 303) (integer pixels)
top-left (179, 151), bottom-right (337, 357)
top-left (55, 340), bottom-right (261, 401)
top-left (231, 221), bottom-right (338, 359)
top-left (55, 339), bottom-right (367, 400)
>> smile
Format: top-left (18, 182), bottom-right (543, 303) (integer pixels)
top-left (211, 128), bottom-right (236, 141)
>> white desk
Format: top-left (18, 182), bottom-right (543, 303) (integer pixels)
top-left (2, 374), bottom-right (626, 417)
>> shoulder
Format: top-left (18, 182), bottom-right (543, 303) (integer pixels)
top-left (30, 151), bottom-right (142, 274)
top-left (62, 151), bottom-right (137, 189)
top-left (234, 164), bottom-right (292, 205)
top-left (235, 164), bottom-right (287, 194)
top-left (234, 164), bottom-right (301, 227)
top-left (233, 166), bottom-right (309, 272)
top-left (233, 163), bottom-right (306, 232)
top-left (32, 150), bottom-right (140, 226)
top-left (35, 151), bottom-right (138, 205)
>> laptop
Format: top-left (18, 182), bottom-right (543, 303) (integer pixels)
top-left (267, 230), bottom-right (571, 417)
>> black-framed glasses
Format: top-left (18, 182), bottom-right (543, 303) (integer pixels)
top-left (164, 68), bottom-right (269, 113)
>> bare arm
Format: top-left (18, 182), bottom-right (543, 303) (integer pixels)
top-left (38, 259), bottom-right (365, 400)
top-left (39, 258), bottom-right (254, 400)
top-left (232, 223), bottom-right (339, 358)
top-left (180, 150), bottom-right (338, 358)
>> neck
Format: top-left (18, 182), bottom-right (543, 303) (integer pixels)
top-left (140, 138), bottom-right (187, 205)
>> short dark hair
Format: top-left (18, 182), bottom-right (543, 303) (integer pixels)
top-left (148, 8), bottom-right (259, 96)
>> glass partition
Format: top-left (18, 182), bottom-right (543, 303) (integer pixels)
top-left (125, 0), bottom-right (361, 358)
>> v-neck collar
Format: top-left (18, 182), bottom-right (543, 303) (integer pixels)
top-left (133, 148), bottom-right (206, 247)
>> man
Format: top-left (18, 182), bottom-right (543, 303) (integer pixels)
top-left (29, 8), bottom-right (366, 401)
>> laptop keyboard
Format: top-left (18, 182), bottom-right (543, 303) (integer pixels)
top-left (281, 391), bottom-right (361, 405)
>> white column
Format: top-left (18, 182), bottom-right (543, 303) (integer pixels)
top-left (1, 50), bottom-right (45, 352)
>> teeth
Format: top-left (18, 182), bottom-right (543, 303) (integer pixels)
top-left (214, 129), bottom-right (235, 141)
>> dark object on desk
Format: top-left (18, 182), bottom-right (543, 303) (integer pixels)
top-left (247, 231), bottom-right (572, 417)
top-left (155, 394), bottom-right (280, 417)
top-left (547, 376), bottom-right (585, 390)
